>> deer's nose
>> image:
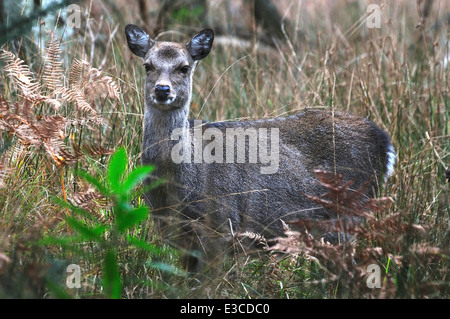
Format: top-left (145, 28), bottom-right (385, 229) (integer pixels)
top-left (155, 85), bottom-right (170, 100)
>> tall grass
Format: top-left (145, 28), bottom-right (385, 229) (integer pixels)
top-left (0, 0), bottom-right (448, 298)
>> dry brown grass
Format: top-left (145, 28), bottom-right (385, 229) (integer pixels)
top-left (0, 0), bottom-right (448, 298)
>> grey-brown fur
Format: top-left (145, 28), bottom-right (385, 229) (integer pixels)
top-left (125, 24), bottom-right (395, 274)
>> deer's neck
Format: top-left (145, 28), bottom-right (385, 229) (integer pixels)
top-left (142, 104), bottom-right (190, 165)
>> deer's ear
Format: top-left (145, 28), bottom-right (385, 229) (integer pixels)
top-left (125, 24), bottom-right (154, 58)
top-left (186, 29), bottom-right (214, 61)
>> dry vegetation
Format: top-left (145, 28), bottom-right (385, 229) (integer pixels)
top-left (0, 0), bottom-right (448, 298)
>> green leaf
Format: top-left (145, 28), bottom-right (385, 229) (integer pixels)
top-left (103, 250), bottom-right (121, 299)
top-left (121, 165), bottom-right (154, 194)
top-left (108, 147), bottom-right (127, 193)
top-left (116, 205), bottom-right (148, 233)
top-left (65, 217), bottom-right (107, 242)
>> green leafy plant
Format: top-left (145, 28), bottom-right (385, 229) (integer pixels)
top-left (46, 147), bottom-right (159, 298)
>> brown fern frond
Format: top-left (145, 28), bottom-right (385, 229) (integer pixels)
top-left (236, 231), bottom-right (269, 249)
top-left (0, 98), bottom-right (36, 139)
top-left (43, 97), bottom-right (63, 110)
top-left (32, 115), bottom-right (66, 140)
top-left (41, 39), bottom-right (64, 95)
top-left (1, 47), bottom-right (118, 168)
top-left (84, 71), bottom-right (120, 101)
top-left (1, 96), bottom-right (64, 141)
top-left (69, 59), bottom-right (119, 102)
top-left (68, 187), bottom-right (110, 219)
top-left (0, 50), bottom-right (40, 100)
top-left (43, 137), bottom-right (83, 166)
top-left (270, 170), bottom-right (448, 298)
top-left (60, 87), bottom-right (97, 115)
top-left (0, 95), bottom-right (82, 166)
top-left (288, 170), bottom-right (394, 241)
top-left (73, 143), bottom-right (114, 157)
top-left (304, 170), bottom-right (385, 219)
top-left (69, 59), bottom-right (91, 88)
top-left (13, 124), bottom-right (42, 145)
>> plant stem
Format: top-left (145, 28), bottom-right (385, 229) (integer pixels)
top-left (60, 166), bottom-right (71, 235)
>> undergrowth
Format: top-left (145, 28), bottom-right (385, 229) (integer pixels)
top-left (0, 0), bottom-right (448, 298)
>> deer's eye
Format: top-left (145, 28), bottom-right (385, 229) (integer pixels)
top-left (144, 63), bottom-right (154, 73)
top-left (179, 65), bottom-right (190, 74)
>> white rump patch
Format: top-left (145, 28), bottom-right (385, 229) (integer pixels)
top-left (385, 144), bottom-right (396, 181)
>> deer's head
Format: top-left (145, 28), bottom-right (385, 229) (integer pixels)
top-left (125, 25), bottom-right (214, 111)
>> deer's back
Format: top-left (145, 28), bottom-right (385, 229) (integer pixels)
top-left (147, 108), bottom-right (393, 238)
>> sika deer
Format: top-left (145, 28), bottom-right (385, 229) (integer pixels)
top-left (125, 25), bottom-right (396, 274)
